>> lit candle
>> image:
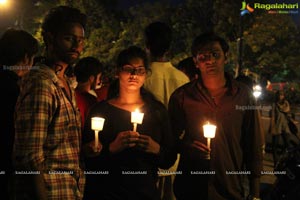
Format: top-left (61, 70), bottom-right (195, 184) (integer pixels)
top-left (131, 109), bottom-right (144, 132)
top-left (91, 117), bottom-right (105, 151)
top-left (203, 121), bottom-right (216, 151)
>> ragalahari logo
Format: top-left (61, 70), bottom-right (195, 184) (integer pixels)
top-left (240, 1), bottom-right (299, 15)
top-left (240, 1), bottom-right (254, 16)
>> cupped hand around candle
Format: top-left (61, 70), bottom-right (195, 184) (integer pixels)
top-left (135, 134), bottom-right (160, 155)
top-left (190, 140), bottom-right (211, 159)
top-left (191, 140), bottom-right (211, 152)
top-left (83, 141), bottom-right (103, 157)
top-left (109, 131), bottom-right (140, 154)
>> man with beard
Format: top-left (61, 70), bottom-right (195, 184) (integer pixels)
top-left (74, 57), bottom-right (103, 128)
top-left (169, 33), bottom-right (263, 200)
top-left (13, 6), bottom-right (87, 200)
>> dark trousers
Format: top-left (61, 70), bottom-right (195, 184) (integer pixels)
top-left (272, 133), bottom-right (290, 167)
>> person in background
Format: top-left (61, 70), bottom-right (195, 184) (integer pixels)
top-left (82, 46), bottom-right (177, 200)
top-left (0, 28), bottom-right (38, 200)
top-left (13, 6), bottom-right (86, 200)
top-left (169, 32), bottom-right (263, 200)
top-left (177, 57), bottom-right (199, 81)
top-left (270, 90), bottom-right (292, 167)
top-left (95, 75), bottom-right (110, 102)
top-left (143, 21), bottom-right (189, 108)
top-left (74, 56), bottom-right (104, 128)
top-left (143, 21), bottom-right (189, 200)
top-left (235, 68), bottom-right (255, 91)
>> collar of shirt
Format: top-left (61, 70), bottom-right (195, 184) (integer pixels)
top-left (196, 72), bottom-right (239, 96)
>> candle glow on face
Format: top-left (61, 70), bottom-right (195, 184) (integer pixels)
top-left (91, 117), bottom-right (105, 131)
top-left (131, 109), bottom-right (144, 124)
top-left (203, 121), bottom-right (216, 139)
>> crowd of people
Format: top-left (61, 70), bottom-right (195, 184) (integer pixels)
top-left (1, 4), bottom-right (298, 200)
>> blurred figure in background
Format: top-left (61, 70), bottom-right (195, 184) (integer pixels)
top-left (74, 56), bottom-right (104, 128)
top-left (143, 21), bottom-right (189, 200)
top-left (270, 90), bottom-right (292, 167)
top-left (236, 68), bottom-right (255, 90)
top-left (143, 21), bottom-right (189, 108)
top-left (0, 28), bottom-right (38, 200)
top-left (177, 57), bottom-right (199, 81)
top-left (95, 74), bottom-right (110, 102)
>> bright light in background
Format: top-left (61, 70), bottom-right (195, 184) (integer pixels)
top-left (0, 0), bottom-right (7, 5)
top-left (0, 0), bottom-right (10, 9)
top-left (253, 84), bottom-right (262, 98)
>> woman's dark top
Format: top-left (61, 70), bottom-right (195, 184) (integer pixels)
top-left (82, 100), bottom-right (176, 200)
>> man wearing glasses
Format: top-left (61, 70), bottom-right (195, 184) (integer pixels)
top-left (169, 32), bottom-right (263, 200)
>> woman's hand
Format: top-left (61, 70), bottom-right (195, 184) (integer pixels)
top-left (109, 131), bottom-right (139, 154)
top-left (136, 134), bottom-right (160, 154)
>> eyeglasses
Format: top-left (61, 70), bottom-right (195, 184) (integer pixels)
top-left (121, 65), bottom-right (147, 75)
top-left (196, 51), bottom-right (222, 62)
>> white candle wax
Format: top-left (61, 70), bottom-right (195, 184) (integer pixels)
top-left (91, 117), bottom-right (105, 131)
top-left (131, 109), bottom-right (144, 124)
top-left (91, 117), bottom-right (105, 151)
top-left (131, 109), bottom-right (144, 132)
top-left (133, 123), bottom-right (138, 132)
top-left (203, 121), bottom-right (216, 154)
top-left (94, 130), bottom-right (99, 150)
top-left (203, 122), bottom-right (216, 139)
top-left (207, 138), bottom-right (211, 150)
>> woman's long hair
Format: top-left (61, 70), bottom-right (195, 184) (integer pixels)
top-left (275, 90), bottom-right (286, 104)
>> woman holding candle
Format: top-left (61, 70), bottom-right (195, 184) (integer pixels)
top-left (82, 46), bottom-right (177, 200)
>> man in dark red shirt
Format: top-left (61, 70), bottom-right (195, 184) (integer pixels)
top-left (169, 33), bottom-right (263, 200)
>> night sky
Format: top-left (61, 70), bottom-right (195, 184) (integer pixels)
top-left (117, 0), bottom-right (184, 9)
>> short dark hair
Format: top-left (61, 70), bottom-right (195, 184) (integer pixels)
top-left (275, 90), bottom-right (285, 102)
top-left (116, 46), bottom-right (149, 71)
top-left (74, 57), bottom-right (103, 83)
top-left (0, 28), bottom-right (38, 66)
top-left (177, 57), bottom-right (199, 80)
top-left (41, 6), bottom-right (87, 46)
top-left (145, 21), bottom-right (172, 58)
top-left (191, 32), bottom-right (229, 57)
